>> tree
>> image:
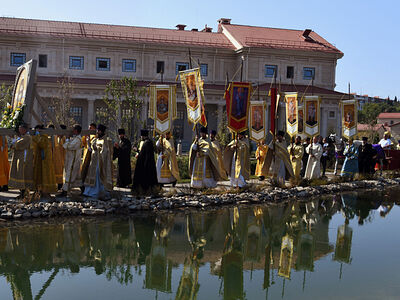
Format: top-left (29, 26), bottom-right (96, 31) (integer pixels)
top-left (217, 111), bottom-right (231, 148)
top-left (0, 83), bottom-right (13, 112)
top-left (102, 77), bottom-right (146, 142)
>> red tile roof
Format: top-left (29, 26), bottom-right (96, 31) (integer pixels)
top-left (377, 113), bottom-right (400, 119)
top-left (389, 121), bottom-right (400, 127)
top-left (0, 17), bottom-right (234, 49)
top-left (357, 123), bottom-right (389, 131)
top-left (221, 23), bottom-right (343, 55)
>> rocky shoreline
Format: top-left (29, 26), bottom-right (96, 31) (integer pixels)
top-left (0, 178), bottom-right (399, 221)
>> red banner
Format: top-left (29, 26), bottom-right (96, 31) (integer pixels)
top-left (270, 88), bottom-right (277, 136)
top-left (225, 82), bottom-right (252, 133)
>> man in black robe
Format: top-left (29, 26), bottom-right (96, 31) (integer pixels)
top-left (358, 136), bottom-right (376, 175)
top-left (132, 129), bottom-right (158, 195)
top-left (300, 137), bottom-right (311, 177)
top-left (113, 128), bottom-right (132, 188)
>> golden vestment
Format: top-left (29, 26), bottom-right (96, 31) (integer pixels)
top-left (255, 144), bottom-right (268, 177)
top-left (156, 137), bottom-right (180, 182)
top-left (287, 143), bottom-right (304, 179)
top-left (62, 135), bottom-right (83, 192)
top-left (223, 138), bottom-right (250, 180)
top-left (9, 135), bottom-right (34, 189)
top-left (211, 139), bottom-right (228, 180)
top-left (263, 140), bottom-right (294, 180)
top-left (51, 135), bottom-right (66, 184)
top-left (0, 137), bottom-right (10, 186)
top-left (84, 135), bottom-right (113, 191)
top-left (81, 135), bottom-right (96, 183)
top-left (32, 134), bottom-right (57, 193)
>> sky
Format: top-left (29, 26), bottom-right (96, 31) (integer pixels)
top-left (1, 0), bottom-right (399, 98)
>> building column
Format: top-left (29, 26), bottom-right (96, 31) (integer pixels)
top-left (217, 104), bottom-right (223, 128)
top-left (87, 98), bottom-right (95, 127)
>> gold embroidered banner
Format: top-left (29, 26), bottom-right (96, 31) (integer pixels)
top-left (249, 101), bottom-right (265, 142)
top-left (284, 92), bottom-right (298, 137)
top-left (278, 234), bottom-right (294, 279)
top-left (304, 96), bottom-right (321, 137)
top-left (341, 99), bottom-right (358, 139)
top-left (179, 68), bottom-right (207, 128)
top-left (148, 85), bottom-right (177, 134)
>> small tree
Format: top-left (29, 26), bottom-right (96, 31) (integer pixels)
top-left (217, 110), bottom-right (231, 148)
top-left (102, 77), bottom-right (146, 142)
top-left (0, 83), bottom-right (13, 112)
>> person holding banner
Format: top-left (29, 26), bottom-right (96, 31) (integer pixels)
top-left (268, 131), bottom-right (293, 185)
top-left (81, 123), bottom-right (97, 192)
top-left (210, 130), bottom-right (228, 180)
top-left (304, 136), bottom-right (323, 180)
top-left (156, 131), bottom-right (180, 186)
top-left (189, 127), bottom-right (224, 188)
top-left (288, 136), bottom-right (304, 180)
top-left (224, 131), bottom-right (250, 188)
top-left (255, 139), bottom-right (268, 181)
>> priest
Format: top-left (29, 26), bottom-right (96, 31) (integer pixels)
top-left (287, 136), bottom-right (304, 180)
top-left (113, 128), bottom-right (132, 188)
top-left (155, 131), bottom-right (180, 186)
top-left (132, 129), bottom-right (158, 195)
top-left (267, 131), bottom-right (293, 185)
top-left (255, 139), bottom-right (268, 181)
top-left (81, 123), bottom-right (97, 191)
top-left (210, 130), bottom-right (227, 180)
top-left (189, 127), bottom-right (224, 188)
top-left (83, 124), bottom-right (113, 199)
top-left (48, 124), bottom-right (66, 191)
top-left (224, 131), bottom-right (250, 188)
top-left (304, 135), bottom-right (323, 180)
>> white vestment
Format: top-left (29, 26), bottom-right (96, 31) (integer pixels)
top-left (190, 143), bottom-right (217, 188)
top-left (304, 143), bottom-right (322, 180)
top-left (62, 135), bottom-right (83, 192)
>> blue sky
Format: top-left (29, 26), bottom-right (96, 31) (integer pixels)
top-left (2, 0), bottom-right (399, 98)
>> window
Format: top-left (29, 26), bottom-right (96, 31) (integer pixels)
top-left (122, 59), bottom-right (136, 72)
top-left (177, 111), bottom-right (185, 120)
top-left (176, 62), bottom-right (189, 74)
top-left (38, 54), bottom-right (47, 68)
top-left (265, 65), bottom-right (277, 78)
top-left (328, 111), bottom-right (336, 119)
top-left (286, 66), bottom-right (294, 79)
top-left (95, 107), bottom-right (108, 125)
top-left (96, 58), bottom-right (110, 71)
top-left (156, 61), bottom-right (165, 73)
top-left (10, 53), bottom-right (26, 66)
top-left (69, 56), bottom-right (84, 70)
top-left (303, 67), bottom-right (315, 80)
top-left (70, 106), bottom-right (83, 125)
top-left (200, 64), bottom-right (208, 77)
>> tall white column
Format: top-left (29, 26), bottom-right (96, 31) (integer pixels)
top-left (87, 98), bottom-right (95, 127)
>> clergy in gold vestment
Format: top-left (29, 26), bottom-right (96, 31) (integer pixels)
top-left (189, 127), bottom-right (224, 188)
top-left (0, 136), bottom-right (10, 189)
top-left (156, 132), bottom-right (180, 185)
top-left (223, 132), bottom-right (250, 188)
top-left (84, 124), bottom-right (113, 198)
top-left (287, 136), bottom-right (304, 180)
top-left (81, 123), bottom-right (97, 186)
top-left (210, 130), bottom-right (228, 180)
top-left (255, 140), bottom-right (268, 180)
top-left (9, 124), bottom-right (34, 195)
top-left (32, 125), bottom-right (57, 193)
top-left (304, 136), bottom-right (323, 180)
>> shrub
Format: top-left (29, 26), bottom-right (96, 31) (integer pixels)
top-left (177, 155), bottom-right (190, 180)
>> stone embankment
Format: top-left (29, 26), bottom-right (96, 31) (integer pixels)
top-left (1, 178), bottom-right (399, 221)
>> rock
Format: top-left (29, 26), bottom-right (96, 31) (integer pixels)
top-left (15, 209), bottom-right (24, 214)
top-left (13, 214), bottom-right (22, 219)
top-left (82, 208), bottom-right (105, 215)
top-left (1, 211), bottom-right (13, 219)
top-left (32, 211), bottom-right (42, 218)
top-left (22, 212), bottom-right (31, 218)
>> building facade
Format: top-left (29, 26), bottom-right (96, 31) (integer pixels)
top-left (0, 17), bottom-right (344, 148)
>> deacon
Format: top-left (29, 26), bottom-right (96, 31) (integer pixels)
top-left (267, 131), bottom-right (293, 185)
top-left (288, 136), bottom-right (304, 180)
top-left (113, 128), bottom-right (132, 188)
top-left (81, 123), bottom-right (97, 191)
top-left (0, 136), bottom-right (10, 191)
top-left (341, 138), bottom-right (358, 179)
top-left (358, 137), bottom-right (376, 175)
top-left (300, 137), bottom-right (311, 177)
top-left (224, 131), bottom-right (250, 188)
top-left (155, 131), bottom-right (179, 186)
top-left (58, 124), bottom-right (83, 197)
top-left (210, 130), bottom-right (227, 180)
top-left (83, 124), bottom-right (113, 199)
top-left (9, 124), bottom-right (33, 198)
top-left (255, 139), bottom-right (268, 181)
top-left (304, 136), bottom-right (323, 180)
top-left (189, 127), bottom-right (223, 188)
top-left (48, 124), bottom-right (66, 191)
top-left (132, 129), bottom-right (158, 195)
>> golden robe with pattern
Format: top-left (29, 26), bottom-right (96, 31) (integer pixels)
top-left (84, 136), bottom-right (113, 191)
top-left (50, 135), bottom-right (66, 184)
top-left (81, 135), bottom-right (96, 183)
top-left (156, 137), bottom-right (180, 183)
top-left (9, 135), bottom-right (34, 189)
top-left (32, 134), bottom-right (57, 193)
top-left (0, 137), bottom-right (10, 186)
top-left (287, 143), bottom-right (304, 179)
top-left (62, 135), bottom-right (83, 192)
top-left (255, 144), bottom-right (268, 177)
top-left (223, 139), bottom-right (250, 181)
top-left (211, 139), bottom-right (228, 180)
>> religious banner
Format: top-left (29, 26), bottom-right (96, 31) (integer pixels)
top-left (298, 105), bottom-right (304, 134)
top-left (278, 234), bottom-right (294, 279)
top-left (304, 96), bottom-right (321, 137)
top-left (225, 82), bottom-right (252, 133)
top-left (148, 85), bottom-right (177, 134)
top-left (341, 99), bottom-right (358, 139)
top-left (249, 101), bottom-right (266, 142)
top-left (284, 92), bottom-right (298, 137)
top-left (333, 224), bottom-right (353, 264)
top-left (179, 68), bottom-right (207, 128)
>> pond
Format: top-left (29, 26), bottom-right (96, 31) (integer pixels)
top-left (0, 188), bottom-right (399, 300)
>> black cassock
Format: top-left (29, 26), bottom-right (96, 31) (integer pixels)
top-left (113, 137), bottom-right (132, 187)
top-left (358, 143), bottom-right (376, 174)
top-left (133, 138), bottom-right (158, 194)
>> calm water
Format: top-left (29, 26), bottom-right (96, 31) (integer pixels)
top-left (0, 189), bottom-right (400, 300)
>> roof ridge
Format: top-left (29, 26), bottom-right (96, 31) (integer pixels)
top-left (225, 23), bottom-right (304, 32)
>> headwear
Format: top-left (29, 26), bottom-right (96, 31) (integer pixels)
top-left (384, 131), bottom-right (391, 137)
top-left (277, 130), bottom-right (285, 137)
top-left (211, 130), bottom-right (217, 135)
top-left (118, 128), bottom-right (125, 135)
top-left (362, 136), bottom-right (368, 141)
top-left (141, 129), bottom-right (149, 137)
top-left (97, 124), bottom-right (107, 132)
top-left (200, 127), bottom-right (208, 134)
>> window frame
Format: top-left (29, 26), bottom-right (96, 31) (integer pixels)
top-left (264, 65), bottom-right (278, 78)
top-left (303, 67), bottom-right (315, 80)
top-left (176, 62), bottom-right (189, 74)
top-left (69, 56), bottom-right (84, 70)
top-left (156, 61), bottom-right (165, 74)
top-left (122, 59), bottom-right (136, 72)
top-left (38, 54), bottom-right (48, 68)
top-left (200, 63), bottom-right (208, 77)
top-left (286, 66), bottom-right (294, 79)
top-left (96, 57), bottom-right (110, 71)
top-left (10, 53), bottom-right (26, 67)
top-left (328, 111), bottom-right (336, 119)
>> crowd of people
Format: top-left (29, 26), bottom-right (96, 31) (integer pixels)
top-left (0, 122), bottom-right (398, 201)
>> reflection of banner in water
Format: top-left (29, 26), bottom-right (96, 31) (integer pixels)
top-left (223, 249), bottom-right (244, 300)
top-left (333, 224), bottom-right (353, 264)
top-left (179, 68), bottom-right (207, 128)
top-left (245, 207), bottom-right (263, 262)
top-left (341, 99), bottom-right (358, 139)
top-left (285, 93), bottom-right (298, 137)
top-left (175, 257), bottom-right (200, 300)
top-left (145, 244), bottom-right (172, 292)
top-left (304, 96), bottom-right (321, 137)
top-left (225, 82), bottom-right (252, 133)
top-left (148, 85), bottom-right (177, 134)
top-left (298, 105), bottom-right (304, 134)
top-left (295, 232), bottom-right (315, 271)
top-left (249, 101), bottom-right (266, 142)
top-left (278, 234), bottom-right (294, 279)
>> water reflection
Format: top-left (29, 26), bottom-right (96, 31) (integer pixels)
top-left (0, 188), bottom-right (399, 300)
